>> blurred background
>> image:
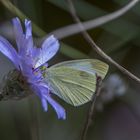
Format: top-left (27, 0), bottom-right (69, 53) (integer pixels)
top-left (0, 0), bottom-right (140, 140)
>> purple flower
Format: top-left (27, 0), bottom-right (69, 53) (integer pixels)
top-left (0, 17), bottom-right (66, 119)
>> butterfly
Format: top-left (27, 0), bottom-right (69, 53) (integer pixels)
top-left (42, 59), bottom-right (109, 106)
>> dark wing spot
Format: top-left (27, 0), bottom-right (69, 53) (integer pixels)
top-left (79, 71), bottom-right (89, 78)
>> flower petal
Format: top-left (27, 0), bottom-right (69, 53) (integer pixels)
top-left (19, 59), bottom-right (32, 76)
top-left (0, 36), bottom-right (20, 69)
top-left (31, 85), bottom-right (49, 111)
top-left (34, 85), bottom-right (66, 119)
top-left (34, 35), bottom-right (59, 68)
top-left (45, 95), bottom-right (66, 120)
top-left (12, 17), bottom-right (24, 51)
top-left (24, 19), bottom-right (34, 54)
top-left (25, 19), bottom-right (32, 38)
top-left (12, 17), bottom-right (34, 59)
top-left (41, 95), bottom-right (48, 111)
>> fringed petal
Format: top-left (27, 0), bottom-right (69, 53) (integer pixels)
top-left (12, 17), bottom-right (25, 52)
top-left (44, 95), bottom-right (66, 120)
top-left (35, 85), bottom-right (66, 120)
top-left (34, 35), bottom-right (59, 68)
top-left (0, 36), bottom-right (20, 69)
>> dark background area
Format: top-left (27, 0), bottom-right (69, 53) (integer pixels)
top-left (0, 0), bottom-right (140, 140)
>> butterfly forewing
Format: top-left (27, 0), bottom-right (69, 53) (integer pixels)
top-left (51, 59), bottom-right (109, 79)
top-left (45, 66), bottom-right (96, 106)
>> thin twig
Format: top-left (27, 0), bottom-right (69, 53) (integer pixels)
top-left (67, 0), bottom-right (140, 84)
top-left (50, 0), bottom-right (139, 39)
top-left (81, 75), bottom-right (102, 140)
